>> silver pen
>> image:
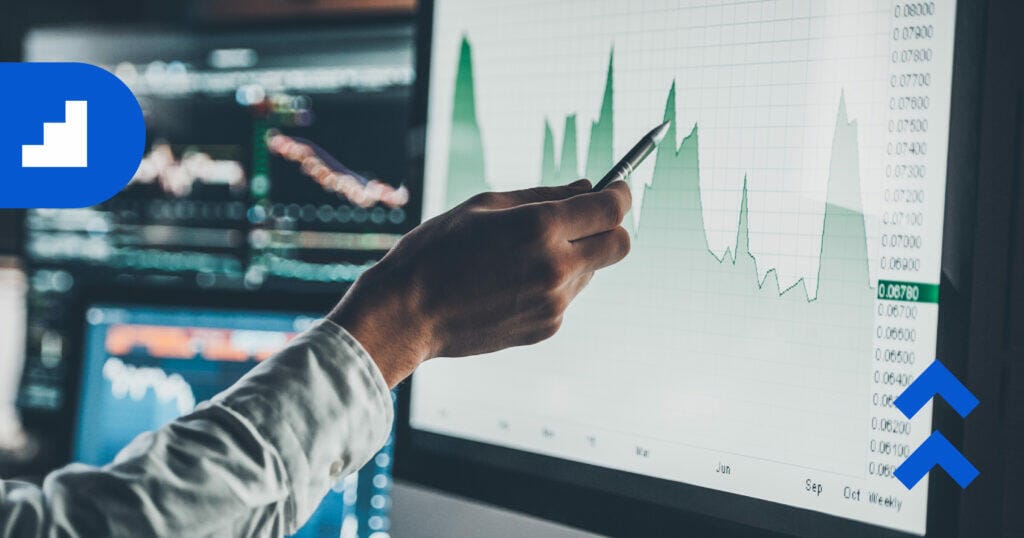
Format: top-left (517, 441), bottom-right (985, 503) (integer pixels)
top-left (590, 121), bottom-right (671, 192)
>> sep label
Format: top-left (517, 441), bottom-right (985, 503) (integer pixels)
top-left (0, 63), bottom-right (145, 208)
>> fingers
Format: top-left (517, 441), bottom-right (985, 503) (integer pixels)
top-left (568, 226), bottom-right (631, 273)
top-left (548, 180), bottom-right (632, 240)
top-left (472, 179), bottom-right (591, 209)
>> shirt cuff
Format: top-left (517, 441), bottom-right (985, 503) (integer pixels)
top-left (316, 318), bottom-right (394, 431)
top-left (214, 318), bottom-right (394, 529)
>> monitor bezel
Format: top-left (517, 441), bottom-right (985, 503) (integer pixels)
top-left (394, 0), bottom-right (989, 536)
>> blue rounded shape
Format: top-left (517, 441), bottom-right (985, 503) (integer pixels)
top-left (0, 62), bottom-right (146, 208)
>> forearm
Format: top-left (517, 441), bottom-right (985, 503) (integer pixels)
top-left (0, 320), bottom-right (393, 538)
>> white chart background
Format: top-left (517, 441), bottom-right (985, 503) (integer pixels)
top-left (416, 1), bottom-right (957, 535)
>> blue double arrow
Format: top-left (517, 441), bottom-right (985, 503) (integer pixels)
top-left (892, 360), bottom-right (979, 489)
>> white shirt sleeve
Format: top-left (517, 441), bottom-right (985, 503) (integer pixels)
top-left (0, 319), bottom-right (394, 538)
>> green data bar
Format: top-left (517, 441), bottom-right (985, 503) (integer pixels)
top-left (877, 280), bottom-right (940, 303)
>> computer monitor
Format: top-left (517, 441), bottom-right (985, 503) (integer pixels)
top-left (16, 24), bottom-right (416, 455)
top-left (401, 1), bottom-right (987, 537)
top-left (22, 25), bottom-right (415, 291)
top-left (74, 304), bottom-right (394, 538)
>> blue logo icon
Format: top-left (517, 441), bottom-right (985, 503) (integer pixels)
top-left (895, 431), bottom-right (978, 489)
top-left (0, 63), bottom-right (145, 208)
top-left (895, 360), bottom-right (979, 419)
top-left (893, 360), bottom-right (979, 489)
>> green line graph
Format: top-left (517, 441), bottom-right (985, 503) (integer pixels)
top-left (433, 36), bottom-right (879, 480)
top-left (445, 37), bottom-right (873, 305)
top-left (435, 34), bottom-right (881, 476)
top-left (416, 4), bottom-right (957, 528)
top-left (538, 51), bottom-right (616, 188)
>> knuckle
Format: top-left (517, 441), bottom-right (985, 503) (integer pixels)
top-left (601, 193), bottom-right (626, 224)
top-left (522, 204), bottom-right (559, 243)
top-left (534, 203), bottom-right (560, 230)
top-left (615, 226), bottom-right (632, 257)
top-left (612, 180), bottom-right (633, 204)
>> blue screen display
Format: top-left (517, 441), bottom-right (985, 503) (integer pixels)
top-left (74, 305), bottom-right (394, 538)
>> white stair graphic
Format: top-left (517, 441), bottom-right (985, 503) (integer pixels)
top-left (22, 101), bottom-right (89, 168)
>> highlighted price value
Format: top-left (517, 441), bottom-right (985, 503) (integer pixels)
top-left (877, 280), bottom-right (940, 303)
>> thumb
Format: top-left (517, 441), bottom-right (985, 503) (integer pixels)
top-left (479, 179), bottom-right (591, 209)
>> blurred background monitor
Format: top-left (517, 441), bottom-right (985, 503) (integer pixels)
top-left (14, 24), bottom-right (417, 473)
top-left (22, 25), bottom-right (415, 292)
top-left (74, 303), bottom-right (395, 538)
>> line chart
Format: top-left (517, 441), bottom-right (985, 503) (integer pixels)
top-left (411, 1), bottom-right (959, 533)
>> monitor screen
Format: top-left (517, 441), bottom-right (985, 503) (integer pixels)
top-left (23, 25), bottom-right (414, 291)
top-left (412, 1), bottom-right (958, 536)
top-left (75, 305), bottom-right (394, 538)
top-left (16, 23), bottom-right (414, 427)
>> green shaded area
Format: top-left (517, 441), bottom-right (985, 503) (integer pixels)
top-left (539, 51), bottom-right (613, 188)
top-left (438, 38), bottom-right (887, 456)
top-left (446, 41), bottom-right (616, 200)
top-left (585, 51), bottom-right (615, 181)
top-left (444, 36), bottom-right (489, 208)
top-left (877, 280), bottom-right (940, 303)
top-left (552, 114), bottom-right (579, 186)
top-left (540, 121), bottom-right (558, 186)
top-left (443, 38), bottom-right (874, 309)
top-left (540, 114), bottom-right (580, 186)
top-left (631, 84), bottom-right (871, 303)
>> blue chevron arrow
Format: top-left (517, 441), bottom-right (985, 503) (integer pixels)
top-left (895, 360), bottom-right (978, 419)
top-left (895, 431), bottom-right (979, 489)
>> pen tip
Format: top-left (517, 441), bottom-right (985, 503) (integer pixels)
top-left (650, 121), bottom-right (671, 145)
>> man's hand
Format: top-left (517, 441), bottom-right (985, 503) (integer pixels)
top-left (329, 179), bottom-right (632, 387)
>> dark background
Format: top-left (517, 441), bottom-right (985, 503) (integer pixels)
top-left (0, 1), bottom-right (192, 62)
top-left (0, 0), bottom-right (416, 257)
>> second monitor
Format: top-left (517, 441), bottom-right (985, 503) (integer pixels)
top-left (74, 303), bottom-right (395, 538)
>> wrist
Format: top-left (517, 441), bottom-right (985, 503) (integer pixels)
top-left (328, 262), bottom-right (433, 387)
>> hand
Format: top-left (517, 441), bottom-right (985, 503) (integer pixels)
top-left (329, 179), bottom-right (632, 387)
